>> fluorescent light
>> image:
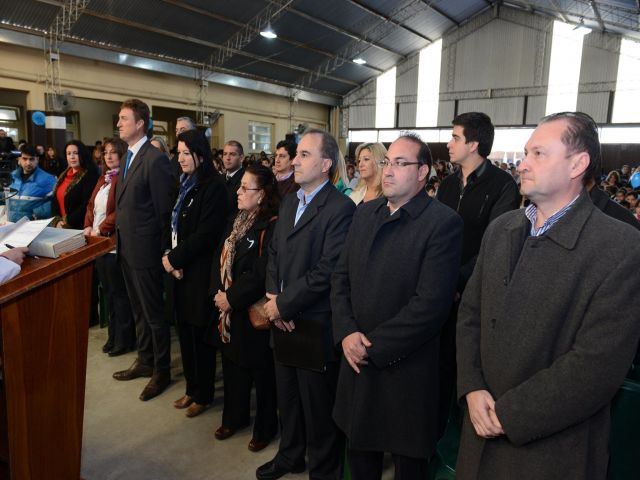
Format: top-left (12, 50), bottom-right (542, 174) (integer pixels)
top-left (260, 23), bottom-right (277, 39)
top-left (353, 57), bottom-right (367, 65)
top-left (573, 25), bottom-right (592, 36)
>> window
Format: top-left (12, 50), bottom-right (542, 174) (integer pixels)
top-left (416, 39), bottom-right (442, 127)
top-left (545, 21), bottom-right (590, 115)
top-left (375, 67), bottom-right (396, 129)
top-left (248, 121), bottom-right (273, 153)
top-left (612, 38), bottom-right (640, 123)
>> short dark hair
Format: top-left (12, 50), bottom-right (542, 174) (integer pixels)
top-left (64, 139), bottom-right (97, 175)
top-left (452, 112), bottom-right (495, 157)
top-left (540, 111), bottom-right (601, 186)
top-left (302, 129), bottom-right (339, 179)
top-left (397, 132), bottom-right (433, 170)
top-left (224, 140), bottom-right (244, 156)
top-left (121, 98), bottom-right (151, 132)
top-left (177, 130), bottom-right (214, 180)
top-left (276, 139), bottom-right (297, 159)
top-left (244, 164), bottom-right (280, 220)
top-left (19, 144), bottom-right (37, 157)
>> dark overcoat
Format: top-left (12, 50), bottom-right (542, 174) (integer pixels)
top-left (266, 182), bottom-right (355, 368)
top-left (331, 191), bottom-right (463, 459)
top-left (456, 191), bottom-right (640, 480)
top-left (52, 166), bottom-right (99, 229)
top-left (167, 174), bottom-right (228, 328)
top-left (210, 216), bottom-right (275, 366)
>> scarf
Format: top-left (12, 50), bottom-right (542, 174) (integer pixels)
top-left (218, 209), bottom-right (259, 343)
top-left (171, 173), bottom-right (198, 236)
top-left (104, 167), bottom-right (119, 184)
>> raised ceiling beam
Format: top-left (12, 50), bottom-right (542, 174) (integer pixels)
top-left (159, 0), bottom-right (385, 74)
top-left (547, 0), bottom-right (571, 23)
top-left (282, 4), bottom-right (405, 58)
top-left (588, 0), bottom-right (605, 32)
top-left (79, 10), bottom-right (359, 87)
top-left (346, 0), bottom-right (432, 42)
top-left (421, 1), bottom-right (460, 27)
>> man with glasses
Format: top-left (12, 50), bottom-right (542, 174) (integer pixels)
top-left (331, 134), bottom-right (463, 479)
top-left (257, 129), bottom-right (355, 480)
top-left (456, 112), bottom-right (640, 479)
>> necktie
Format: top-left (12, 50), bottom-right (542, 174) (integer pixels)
top-left (123, 150), bottom-right (133, 177)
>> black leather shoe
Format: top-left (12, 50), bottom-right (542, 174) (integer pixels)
top-left (102, 342), bottom-right (113, 353)
top-left (256, 459), bottom-right (305, 480)
top-left (112, 360), bottom-right (153, 381)
top-left (108, 346), bottom-right (131, 357)
top-left (139, 371), bottom-right (171, 401)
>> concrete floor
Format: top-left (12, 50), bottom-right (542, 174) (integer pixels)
top-left (81, 325), bottom-right (305, 480)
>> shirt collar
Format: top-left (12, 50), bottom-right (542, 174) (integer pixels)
top-left (226, 167), bottom-right (242, 178)
top-left (129, 136), bottom-right (147, 158)
top-left (457, 159), bottom-right (488, 186)
top-left (525, 194), bottom-right (580, 236)
top-left (276, 170), bottom-right (294, 181)
top-left (296, 180), bottom-right (329, 206)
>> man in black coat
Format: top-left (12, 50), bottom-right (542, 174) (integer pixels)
top-left (112, 98), bottom-right (177, 401)
top-left (222, 140), bottom-right (245, 217)
top-left (331, 134), bottom-right (463, 479)
top-left (257, 129), bottom-right (355, 480)
top-left (436, 112), bottom-right (519, 435)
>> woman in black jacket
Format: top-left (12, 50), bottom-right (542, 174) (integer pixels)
top-left (52, 140), bottom-right (99, 229)
top-left (162, 130), bottom-right (229, 417)
top-left (212, 164), bottom-right (280, 452)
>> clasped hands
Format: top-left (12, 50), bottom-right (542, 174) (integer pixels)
top-left (161, 254), bottom-right (183, 279)
top-left (466, 389), bottom-right (504, 439)
top-left (264, 293), bottom-right (295, 332)
top-left (341, 332), bottom-right (372, 374)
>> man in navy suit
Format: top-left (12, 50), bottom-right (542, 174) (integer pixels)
top-left (112, 98), bottom-right (176, 401)
top-left (257, 129), bottom-right (355, 480)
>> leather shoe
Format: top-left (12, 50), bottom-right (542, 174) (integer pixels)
top-left (108, 346), bottom-right (131, 357)
top-left (173, 394), bottom-right (193, 409)
top-left (102, 342), bottom-right (113, 353)
top-left (248, 437), bottom-right (270, 452)
top-left (214, 425), bottom-right (235, 440)
top-left (256, 459), bottom-right (305, 480)
top-left (139, 371), bottom-right (171, 401)
top-left (185, 403), bottom-right (207, 418)
top-left (112, 360), bottom-right (153, 381)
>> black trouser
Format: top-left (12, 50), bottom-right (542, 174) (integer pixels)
top-left (274, 359), bottom-right (343, 480)
top-left (95, 253), bottom-right (135, 351)
top-left (438, 300), bottom-right (459, 438)
top-left (221, 351), bottom-right (277, 441)
top-left (176, 322), bottom-right (217, 405)
top-left (120, 257), bottom-right (170, 372)
top-left (347, 449), bottom-right (429, 480)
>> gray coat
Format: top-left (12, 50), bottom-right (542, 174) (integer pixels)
top-left (331, 191), bottom-right (463, 458)
top-left (456, 191), bottom-right (640, 480)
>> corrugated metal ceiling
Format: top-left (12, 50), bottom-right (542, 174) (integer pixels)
top-left (1, 0), bottom-right (638, 102)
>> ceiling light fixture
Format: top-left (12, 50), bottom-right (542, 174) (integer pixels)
top-left (260, 23), bottom-right (277, 39)
top-left (572, 19), bottom-right (592, 36)
top-left (353, 57), bottom-right (367, 65)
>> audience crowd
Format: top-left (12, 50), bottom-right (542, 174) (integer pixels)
top-left (0, 103), bottom-right (639, 480)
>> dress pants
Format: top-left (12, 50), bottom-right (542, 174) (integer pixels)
top-left (95, 253), bottom-right (135, 351)
top-left (274, 359), bottom-right (343, 480)
top-left (221, 351), bottom-right (278, 441)
top-left (347, 449), bottom-right (429, 480)
top-left (177, 322), bottom-right (216, 405)
top-left (438, 300), bottom-right (460, 438)
top-left (120, 256), bottom-right (170, 372)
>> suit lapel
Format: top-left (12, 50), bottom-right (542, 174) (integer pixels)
top-left (287, 183), bottom-right (331, 238)
top-left (116, 141), bottom-right (148, 202)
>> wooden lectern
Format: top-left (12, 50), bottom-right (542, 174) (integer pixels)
top-left (0, 237), bottom-right (112, 479)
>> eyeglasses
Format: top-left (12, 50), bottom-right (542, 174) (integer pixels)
top-left (238, 186), bottom-right (261, 193)
top-left (378, 160), bottom-right (422, 169)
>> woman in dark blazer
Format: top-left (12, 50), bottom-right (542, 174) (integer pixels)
top-left (52, 140), bottom-right (99, 229)
top-left (212, 164), bottom-right (280, 452)
top-left (83, 137), bottom-right (135, 356)
top-left (162, 129), bottom-right (228, 418)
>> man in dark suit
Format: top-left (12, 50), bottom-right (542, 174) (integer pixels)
top-left (222, 140), bottom-right (245, 217)
top-left (331, 134), bottom-right (463, 479)
top-left (456, 112), bottom-right (640, 479)
top-left (112, 98), bottom-right (177, 401)
top-left (257, 129), bottom-right (355, 480)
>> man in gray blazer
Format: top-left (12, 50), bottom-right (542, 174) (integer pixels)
top-left (257, 129), bottom-right (355, 480)
top-left (456, 112), bottom-right (640, 479)
top-left (112, 99), bottom-right (176, 401)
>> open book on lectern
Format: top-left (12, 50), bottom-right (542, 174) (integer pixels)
top-left (0, 217), bottom-right (86, 258)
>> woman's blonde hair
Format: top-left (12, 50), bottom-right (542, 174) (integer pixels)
top-left (353, 142), bottom-right (386, 198)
